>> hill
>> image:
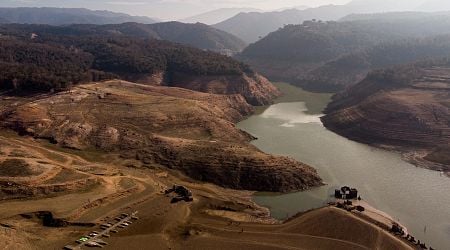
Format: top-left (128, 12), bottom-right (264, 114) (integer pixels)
top-left (180, 8), bottom-right (261, 25)
top-left (144, 22), bottom-right (247, 54)
top-left (214, 5), bottom-right (357, 43)
top-left (0, 7), bottom-right (156, 25)
top-left (238, 17), bottom-right (450, 91)
top-left (213, 0), bottom-right (450, 44)
top-left (0, 80), bottom-right (319, 192)
top-left (297, 35), bottom-right (450, 91)
top-left (0, 22), bottom-right (246, 54)
top-left (0, 24), bottom-right (273, 105)
top-left (322, 60), bottom-right (450, 174)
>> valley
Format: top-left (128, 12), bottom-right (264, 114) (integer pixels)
top-left (0, 2), bottom-right (450, 249)
top-left (238, 83), bottom-right (450, 250)
top-left (0, 81), bottom-right (413, 250)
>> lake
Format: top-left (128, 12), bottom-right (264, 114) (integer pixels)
top-left (237, 82), bottom-right (450, 250)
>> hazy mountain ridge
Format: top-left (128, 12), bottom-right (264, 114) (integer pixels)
top-left (0, 22), bottom-right (246, 54)
top-left (238, 15), bottom-right (450, 91)
top-left (214, 5), bottom-right (355, 43)
top-left (0, 7), bottom-right (156, 25)
top-left (180, 8), bottom-right (261, 25)
top-left (298, 35), bottom-right (450, 90)
top-left (214, 0), bottom-right (450, 43)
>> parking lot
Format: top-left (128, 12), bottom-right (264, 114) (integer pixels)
top-left (64, 211), bottom-right (139, 249)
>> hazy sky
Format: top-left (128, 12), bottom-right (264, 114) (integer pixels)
top-left (0, 0), bottom-right (353, 20)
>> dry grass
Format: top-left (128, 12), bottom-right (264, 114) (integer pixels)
top-left (0, 159), bottom-right (38, 177)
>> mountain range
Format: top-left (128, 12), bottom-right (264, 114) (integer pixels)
top-left (238, 13), bottom-right (450, 91)
top-left (180, 8), bottom-right (261, 25)
top-left (0, 7), bottom-right (156, 25)
top-left (214, 0), bottom-right (450, 43)
top-left (0, 22), bottom-right (246, 54)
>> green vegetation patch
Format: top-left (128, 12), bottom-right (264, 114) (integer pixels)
top-left (0, 24), bottom-right (252, 94)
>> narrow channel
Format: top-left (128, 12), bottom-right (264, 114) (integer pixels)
top-left (237, 82), bottom-right (450, 250)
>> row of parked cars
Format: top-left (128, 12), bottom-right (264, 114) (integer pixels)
top-left (65, 212), bottom-right (139, 249)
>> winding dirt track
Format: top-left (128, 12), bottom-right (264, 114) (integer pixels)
top-left (0, 134), bottom-right (413, 250)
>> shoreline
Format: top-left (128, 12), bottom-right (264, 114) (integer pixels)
top-left (245, 186), bottom-right (413, 247)
top-left (0, 131), bottom-right (417, 250)
top-left (320, 122), bottom-right (450, 177)
top-left (248, 197), bottom-right (415, 249)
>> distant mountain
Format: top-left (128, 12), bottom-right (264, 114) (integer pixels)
top-left (145, 22), bottom-right (247, 53)
top-left (0, 7), bottom-right (156, 25)
top-left (275, 5), bottom-right (310, 11)
top-left (180, 8), bottom-right (261, 25)
top-left (0, 22), bottom-right (246, 54)
top-left (238, 15), bottom-right (450, 91)
top-left (213, 5), bottom-right (369, 43)
top-left (301, 35), bottom-right (450, 90)
top-left (213, 0), bottom-right (450, 44)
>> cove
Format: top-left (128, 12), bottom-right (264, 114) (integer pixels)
top-left (237, 82), bottom-right (450, 250)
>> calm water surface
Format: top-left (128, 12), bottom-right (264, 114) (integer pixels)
top-left (237, 83), bottom-right (450, 249)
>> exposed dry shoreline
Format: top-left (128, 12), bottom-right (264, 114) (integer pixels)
top-left (0, 133), bottom-right (414, 249)
top-left (0, 80), bottom-right (418, 249)
top-left (322, 66), bottom-right (450, 176)
top-left (0, 80), bottom-right (322, 193)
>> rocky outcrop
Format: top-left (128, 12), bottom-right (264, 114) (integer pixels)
top-left (1, 81), bottom-right (322, 192)
top-left (322, 65), bottom-right (450, 172)
top-left (132, 136), bottom-right (321, 192)
top-left (0, 177), bottom-right (98, 200)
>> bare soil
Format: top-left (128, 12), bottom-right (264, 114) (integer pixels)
top-left (0, 159), bottom-right (38, 177)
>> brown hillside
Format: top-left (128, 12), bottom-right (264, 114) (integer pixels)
top-left (322, 65), bottom-right (450, 173)
top-left (0, 80), bottom-right (321, 192)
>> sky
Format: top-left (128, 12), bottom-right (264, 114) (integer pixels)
top-left (0, 0), bottom-right (353, 20)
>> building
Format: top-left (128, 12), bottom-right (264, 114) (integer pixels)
top-left (335, 186), bottom-right (358, 199)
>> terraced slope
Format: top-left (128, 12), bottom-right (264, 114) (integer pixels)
top-left (322, 63), bottom-right (450, 173)
top-left (0, 81), bottom-right (321, 192)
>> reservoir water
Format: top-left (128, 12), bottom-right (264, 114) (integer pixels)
top-left (237, 83), bottom-right (450, 249)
